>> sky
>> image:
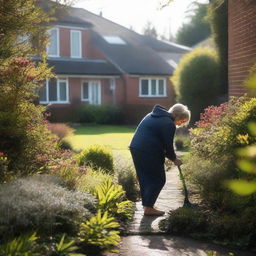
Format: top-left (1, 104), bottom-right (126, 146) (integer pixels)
top-left (74, 0), bottom-right (208, 39)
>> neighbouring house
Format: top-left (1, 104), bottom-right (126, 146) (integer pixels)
top-left (228, 0), bottom-right (256, 97)
top-left (37, 1), bottom-right (190, 124)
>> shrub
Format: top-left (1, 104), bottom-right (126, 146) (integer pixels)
top-left (172, 47), bottom-right (220, 123)
top-left (79, 104), bottom-right (123, 124)
top-left (0, 175), bottom-right (96, 237)
top-left (47, 123), bottom-right (74, 140)
top-left (0, 102), bottom-right (59, 180)
top-left (78, 210), bottom-right (120, 253)
top-left (78, 145), bottom-right (114, 174)
top-left (186, 97), bottom-right (256, 209)
top-left (76, 168), bottom-right (114, 193)
top-left (159, 207), bottom-right (207, 235)
top-left (93, 179), bottom-right (134, 222)
top-left (114, 157), bottom-right (140, 201)
top-left (58, 139), bottom-right (73, 151)
top-left (174, 135), bottom-right (191, 151)
top-left (0, 233), bottom-right (40, 256)
top-left (50, 150), bottom-right (85, 190)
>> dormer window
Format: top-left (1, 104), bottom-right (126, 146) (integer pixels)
top-left (71, 30), bottom-right (82, 58)
top-left (47, 28), bottom-right (59, 57)
top-left (103, 36), bottom-right (126, 45)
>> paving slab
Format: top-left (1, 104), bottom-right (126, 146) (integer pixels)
top-left (127, 167), bottom-right (183, 235)
top-left (103, 165), bottom-right (255, 256)
top-left (105, 235), bottom-right (255, 256)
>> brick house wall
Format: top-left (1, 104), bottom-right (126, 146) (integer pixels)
top-left (228, 0), bottom-right (256, 97)
top-left (45, 25), bottom-right (175, 123)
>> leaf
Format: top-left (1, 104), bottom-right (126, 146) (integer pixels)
top-left (248, 122), bottom-right (256, 136)
top-left (226, 180), bottom-right (256, 195)
top-left (237, 145), bottom-right (256, 158)
top-left (237, 159), bottom-right (256, 174)
top-left (57, 234), bottom-right (65, 251)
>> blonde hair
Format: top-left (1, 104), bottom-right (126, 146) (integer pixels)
top-left (168, 103), bottom-right (191, 126)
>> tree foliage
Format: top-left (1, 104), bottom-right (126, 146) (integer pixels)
top-left (172, 47), bottom-right (220, 124)
top-left (0, 0), bottom-right (66, 179)
top-left (176, 3), bottom-right (211, 47)
top-left (142, 21), bottom-right (158, 38)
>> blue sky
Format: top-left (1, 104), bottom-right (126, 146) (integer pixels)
top-left (74, 0), bottom-right (208, 38)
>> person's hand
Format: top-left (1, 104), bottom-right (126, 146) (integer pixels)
top-left (173, 158), bottom-right (182, 166)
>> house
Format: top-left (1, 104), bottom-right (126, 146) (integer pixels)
top-left (228, 0), bottom-right (256, 97)
top-left (38, 1), bottom-right (190, 124)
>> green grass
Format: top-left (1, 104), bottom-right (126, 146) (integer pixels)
top-left (66, 124), bottom-right (136, 158)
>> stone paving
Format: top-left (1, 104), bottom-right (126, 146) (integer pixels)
top-left (127, 167), bottom-right (183, 235)
top-left (104, 166), bottom-right (255, 256)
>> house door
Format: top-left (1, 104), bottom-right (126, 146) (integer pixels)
top-left (89, 81), bottom-right (101, 105)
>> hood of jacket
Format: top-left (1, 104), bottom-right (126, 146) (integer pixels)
top-left (151, 105), bottom-right (174, 120)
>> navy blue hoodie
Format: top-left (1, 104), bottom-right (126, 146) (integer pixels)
top-left (130, 105), bottom-right (176, 161)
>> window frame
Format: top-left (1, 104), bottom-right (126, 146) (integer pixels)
top-left (70, 30), bottom-right (82, 58)
top-left (39, 78), bottom-right (69, 104)
top-left (81, 80), bottom-right (101, 105)
top-left (139, 77), bottom-right (167, 97)
top-left (47, 28), bottom-right (59, 57)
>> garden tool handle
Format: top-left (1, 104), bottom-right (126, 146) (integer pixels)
top-left (177, 165), bottom-right (189, 200)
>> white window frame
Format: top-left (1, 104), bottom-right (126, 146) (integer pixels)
top-left (39, 78), bottom-right (69, 104)
top-left (81, 80), bottom-right (101, 105)
top-left (47, 28), bottom-right (59, 57)
top-left (139, 77), bottom-right (167, 97)
top-left (70, 30), bottom-right (82, 58)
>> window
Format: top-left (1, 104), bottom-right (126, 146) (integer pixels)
top-left (139, 78), bottom-right (167, 97)
top-left (47, 28), bottom-right (59, 57)
top-left (81, 81), bottom-right (101, 105)
top-left (103, 35), bottom-right (126, 45)
top-left (71, 30), bottom-right (82, 58)
top-left (39, 78), bottom-right (69, 103)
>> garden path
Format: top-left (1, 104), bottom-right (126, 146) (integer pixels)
top-left (104, 166), bottom-right (255, 256)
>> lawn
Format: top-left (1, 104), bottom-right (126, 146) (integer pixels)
top-left (67, 124), bottom-right (136, 158)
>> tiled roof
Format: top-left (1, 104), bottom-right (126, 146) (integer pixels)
top-left (41, 1), bottom-right (190, 76)
top-left (45, 58), bottom-right (122, 76)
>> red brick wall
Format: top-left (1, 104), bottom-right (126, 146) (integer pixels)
top-left (228, 0), bottom-right (256, 97)
top-left (47, 77), bottom-right (119, 121)
top-left (59, 28), bottom-right (70, 57)
top-left (121, 75), bottom-right (175, 124)
top-left (124, 75), bottom-right (175, 107)
top-left (58, 28), bottom-right (91, 58)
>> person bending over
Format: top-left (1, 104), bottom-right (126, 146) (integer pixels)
top-left (129, 104), bottom-right (191, 216)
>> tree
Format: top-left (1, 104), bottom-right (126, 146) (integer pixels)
top-left (176, 3), bottom-right (211, 47)
top-left (0, 0), bottom-right (69, 180)
top-left (208, 0), bottom-right (228, 96)
top-left (172, 47), bottom-right (220, 124)
top-left (142, 21), bottom-right (158, 38)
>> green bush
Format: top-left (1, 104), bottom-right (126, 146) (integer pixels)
top-left (0, 102), bottom-right (59, 181)
top-left (0, 233), bottom-right (40, 256)
top-left (172, 47), bottom-right (220, 123)
top-left (114, 157), bottom-right (140, 201)
top-left (93, 179), bottom-right (134, 222)
top-left (186, 97), bottom-right (256, 210)
top-left (78, 210), bottom-right (120, 253)
top-left (174, 135), bottom-right (190, 151)
top-left (0, 175), bottom-right (96, 237)
top-left (168, 96), bottom-right (256, 248)
top-left (76, 168), bottom-right (114, 193)
top-left (79, 104), bottom-right (124, 124)
top-left (159, 207), bottom-right (207, 235)
top-left (78, 145), bottom-right (114, 174)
